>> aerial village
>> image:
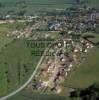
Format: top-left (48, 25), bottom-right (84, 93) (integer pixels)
top-left (2, 7), bottom-right (99, 39)
top-left (1, 6), bottom-right (98, 94)
top-left (32, 34), bottom-right (94, 94)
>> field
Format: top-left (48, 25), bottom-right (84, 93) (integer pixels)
top-left (63, 35), bottom-right (99, 89)
top-left (0, 22), bottom-right (27, 33)
top-left (8, 90), bottom-right (67, 100)
top-left (0, 0), bottom-right (98, 15)
top-left (89, 34), bottom-right (99, 43)
top-left (85, 0), bottom-right (99, 7)
top-left (7, 35), bottom-right (99, 99)
top-left (0, 18), bottom-right (59, 98)
top-left (0, 34), bottom-right (13, 51)
top-left (0, 22), bottom-right (51, 96)
top-left (0, 0), bottom-right (99, 99)
top-left (0, 0), bottom-right (74, 15)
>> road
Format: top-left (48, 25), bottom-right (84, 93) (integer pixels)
top-left (0, 46), bottom-right (49, 100)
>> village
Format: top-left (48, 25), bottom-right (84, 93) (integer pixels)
top-left (0, 6), bottom-right (98, 94)
top-left (31, 33), bottom-right (94, 94)
top-left (0, 0), bottom-right (99, 99)
top-left (0, 6), bottom-right (98, 40)
top-left (0, 5), bottom-right (99, 98)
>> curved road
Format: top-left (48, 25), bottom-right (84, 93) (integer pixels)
top-left (0, 46), bottom-right (49, 100)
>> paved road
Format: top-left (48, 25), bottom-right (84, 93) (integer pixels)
top-left (0, 46), bottom-right (49, 100)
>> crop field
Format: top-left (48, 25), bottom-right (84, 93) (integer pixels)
top-left (63, 35), bottom-right (99, 89)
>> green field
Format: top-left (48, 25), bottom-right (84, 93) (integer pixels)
top-left (8, 90), bottom-right (67, 100)
top-left (85, 0), bottom-right (99, 7)
top-left (89, 34), bottom-right (99, 43)
top-left (0, 0), bottom-right (98, 15)
top-left (0, 34), bottom-right (13, 51)
top-left (0, 22), bottom-right (27, 33)
top-left (0, 0), bottom-right (74, 15)
top-left (0, 34), bottom-right (51, 96)
top-left (7, 37), bottom-right (99, 99)
top-left (0, 21), bottom-right (54, 97)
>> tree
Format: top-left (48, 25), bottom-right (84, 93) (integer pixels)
top-left (69, 84), bottom-right (99, 100)
top-left (75, 0), bottom-right (80, 4)
top-left (0, 2), bottom-right (2, 7)
top-left (17, 9), bottom-right (26, 16)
